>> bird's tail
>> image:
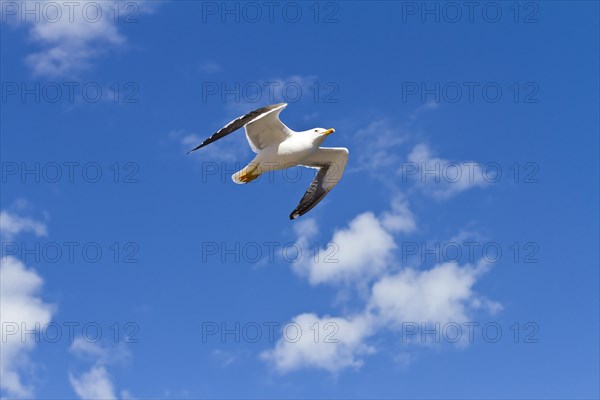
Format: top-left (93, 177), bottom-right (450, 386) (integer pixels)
top-left (232, 163), bottom-right (261, 184)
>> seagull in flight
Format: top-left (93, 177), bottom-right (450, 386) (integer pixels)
top-left (188, 103), bottom-right (349, 219)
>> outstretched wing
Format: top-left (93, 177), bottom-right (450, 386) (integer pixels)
top-left (245, 104), bottom-right (292, 153)
top-left (187, 103), bottom-right (289, 154)
top-left (290, 147), bottom-right (349, 220)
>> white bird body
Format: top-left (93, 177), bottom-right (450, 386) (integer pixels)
top-left (245, 131), bottom-right (322, 173)
top-left (188, 103), bottom-right (348, 219)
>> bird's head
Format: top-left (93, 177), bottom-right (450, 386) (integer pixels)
top-left (310, 127), bottom-right (335, 145)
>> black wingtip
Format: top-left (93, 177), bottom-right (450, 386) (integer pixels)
top-left (289, 211), bottom-right (300, 220)
top-left (186, 144), bottom-right (204, 154)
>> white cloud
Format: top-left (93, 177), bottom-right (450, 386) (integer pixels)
top-left (352, 119), bottom-right (407, 174)
top-left (404, 144), bottom-right (488, 199)
top-left (265, 192), bottom-right (501, 372)
top-left (68, 338), bottom-right (132, 400)
top-left (69, 338), bottom-right (131, 366)
top-left (0, 209), bottom-right (52, 397)
top-left (4, 1), bottom-right (155, 77)
top-left (25, 1), bottom-right (122, 77)
top-left (368, 261), bottom-right (497, 327)
top-left (70, 338), bottom-right (107, 360)
top-left (293, 212), bottom-right (396, 285)
top-left (0, 210), bottom-right (47, 240)
top-left (264, 260), bottom-right (499, 372)
top-left (291, 196), bottom-right (416, 286)
top-left (261, 313), bottom-right (374, 373)
top-left (69, 366), bottom-right (117, 400)
top-left (0, 256), bottom-right (54, 398)
top-left (380, 195), bottom-right (416, 234)
top-left (292, 217), bottom-right (319, 242)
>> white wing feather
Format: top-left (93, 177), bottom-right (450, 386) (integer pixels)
top-left (244, 104), bottom-right (292, 153)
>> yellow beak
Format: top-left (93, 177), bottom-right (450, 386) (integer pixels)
top-left (323, 128), bottom-right (335, 136)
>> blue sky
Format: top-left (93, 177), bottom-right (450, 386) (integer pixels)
top-left (1, 1), bottom-right (598, 399)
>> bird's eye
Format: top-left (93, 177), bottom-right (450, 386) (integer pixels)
top-left (314, 129), bottom-right (317, 132)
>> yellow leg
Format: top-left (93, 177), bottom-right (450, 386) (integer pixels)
top-left (237, 164), bottom-right (261, 183)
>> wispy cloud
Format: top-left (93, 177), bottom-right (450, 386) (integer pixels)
top-left (351, 119), bottom-right (408, 174)
top-left (69, 366), bottom-right (117, 400)
top-left (68, 338), bottom-right (133, 400)
top-left (380, 195), bottom-right (417, 234)
top-left (404, 143), bottom-right (489, 199)
top-left (4, 1), bottom-right (156, 77)
top-left (408, 100), bottom-right (439, 123)
top-left (0, 210), bottom-right (48, 240)
top-left (350, 105), bottom-right (489, 203)
top-left (211, 349), bottom-right (237, 368)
